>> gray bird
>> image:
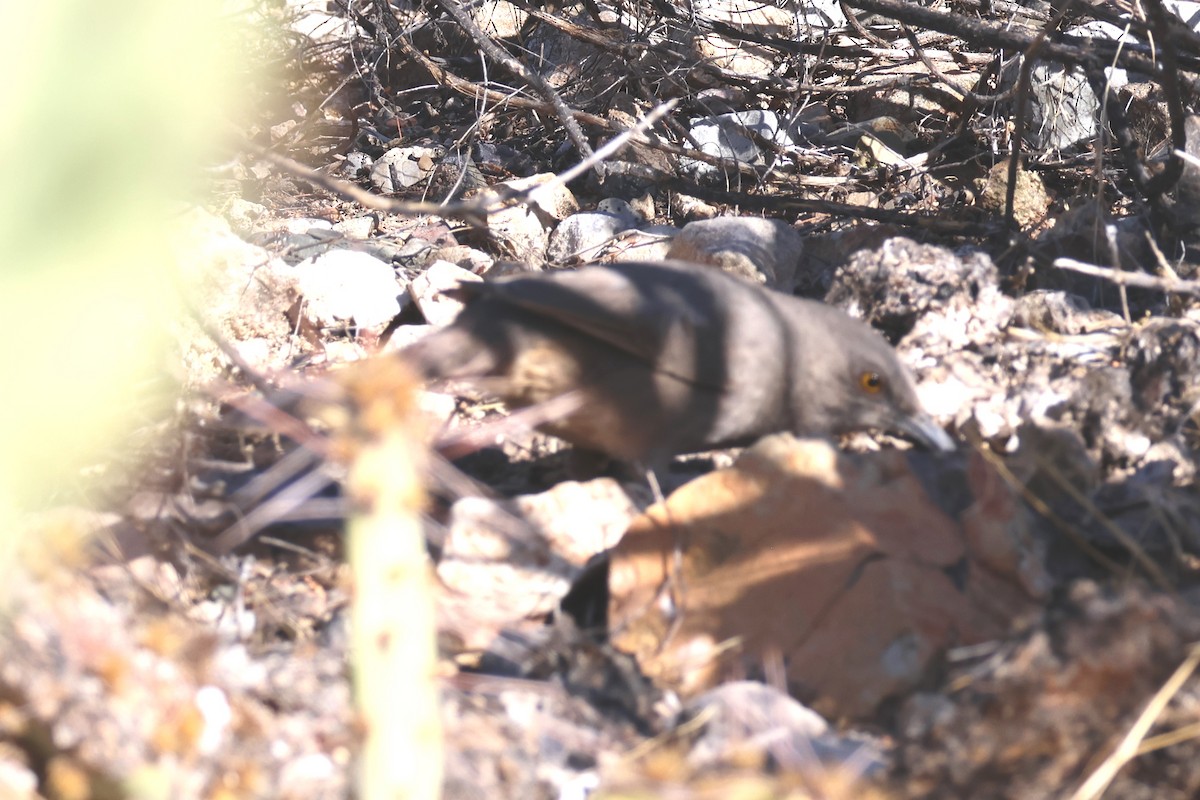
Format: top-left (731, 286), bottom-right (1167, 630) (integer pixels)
top-left (404, 260), bottom-right (953, 465)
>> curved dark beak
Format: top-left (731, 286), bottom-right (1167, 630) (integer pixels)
top-left (894, 412), bottom-right (956, 452)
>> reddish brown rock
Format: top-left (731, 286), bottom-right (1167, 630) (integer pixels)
top-left (608, 435), bottom-right (1046, 718)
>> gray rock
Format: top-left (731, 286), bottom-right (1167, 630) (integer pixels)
top-left (547, 209), bottom-right (640, 264)
top-left (686, 682), bottom-right (886, 776)
top-left (1025, 60), bottom-right (1098, 151)
top-left (1009, 291), bottom-right (1122, 335)
top-left (666, 216), bottom-right (803, 289)
top-left (339, 150), bottom-right (374, 178)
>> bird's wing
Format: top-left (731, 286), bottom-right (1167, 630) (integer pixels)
top-left (460, 265), bottom-right (733, 389)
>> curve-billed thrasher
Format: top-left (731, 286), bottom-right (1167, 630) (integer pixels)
top-left (404, 260), bottom-right (953, 464)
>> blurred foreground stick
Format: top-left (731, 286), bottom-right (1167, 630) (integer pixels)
top-left (333, 358), bottom-right (442, 800)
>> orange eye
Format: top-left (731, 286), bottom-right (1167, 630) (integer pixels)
top-left (859, 371), bottom-right (884, 394)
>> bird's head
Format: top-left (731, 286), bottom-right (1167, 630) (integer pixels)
top-left (792, 307), bottom-right (954, 452)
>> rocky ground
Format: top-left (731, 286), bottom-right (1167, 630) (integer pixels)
top-left (6, 0), bottom-right (1200, 798)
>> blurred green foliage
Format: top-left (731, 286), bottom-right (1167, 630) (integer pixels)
top-left (0, 2), bottom-right (256, 552)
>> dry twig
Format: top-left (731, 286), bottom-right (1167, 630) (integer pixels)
top-left (1069, 643), bottom-right (1200, 800)
top-left (1055, 258), bottom-right (1200, 295)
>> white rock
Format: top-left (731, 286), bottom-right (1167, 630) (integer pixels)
top-left (595, 198), bottom-right (641, 225)
top-left (606, 225), bottom-right (680, 263)
top-left (482, 173), bottom-right (579, 265)
top-left (416, 390), bottom-right (458, 430)
top-left (331, 215), bottom-right (376, 239)
top-left (370, 146), bottom-right (440, 193)
top-left (258, 217), bottom-right (334, 235)
top-left (380, 323), bottom-right (436, 356)
top-left (319, 340), bottom-right (369, 365)
top-left (290, 11), bottom-right (356, 43)
top-left (411, 260), bottom-right (483, 327)
top-left (232, 338), bottom-right (274, 373)
top-left (1007, 20), bottom-right (1144, 150)
top-left (291, 249), bottom-right (403, 331)
top-left (172, 207), bottom-right (301, 384)
top-left (917, 375), bottom-right (974, 423)
top-left (797, 0), bottom-right (848, 31)
top-left (430, 244), bottom-right (495, 275)
top-left (279, 752), bottom-right (337, 792)
top-left (270, 118), bottom-right (299, 142)
top-left (437, 479), bottom-right (639, 623)
top-left (225, 198), bottom-right (266, 230)
top-left (683, 111), bottom-right (801, 178)
top-left (690, 0), bottom-right (796, 76)
top-left (1026, 61), bottom-right (1098, 150)
top-left (474, 0), bottom-right (527, 37)
top-left (0, 757), bottom-right (37, 798)
top-left (194, 686), bottom-right (232, 755)
top-left (1169, 1), bottom-right (1200, 27)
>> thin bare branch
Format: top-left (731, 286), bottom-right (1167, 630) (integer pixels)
top-left (1055, 258), bottom-right (1200, 295)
